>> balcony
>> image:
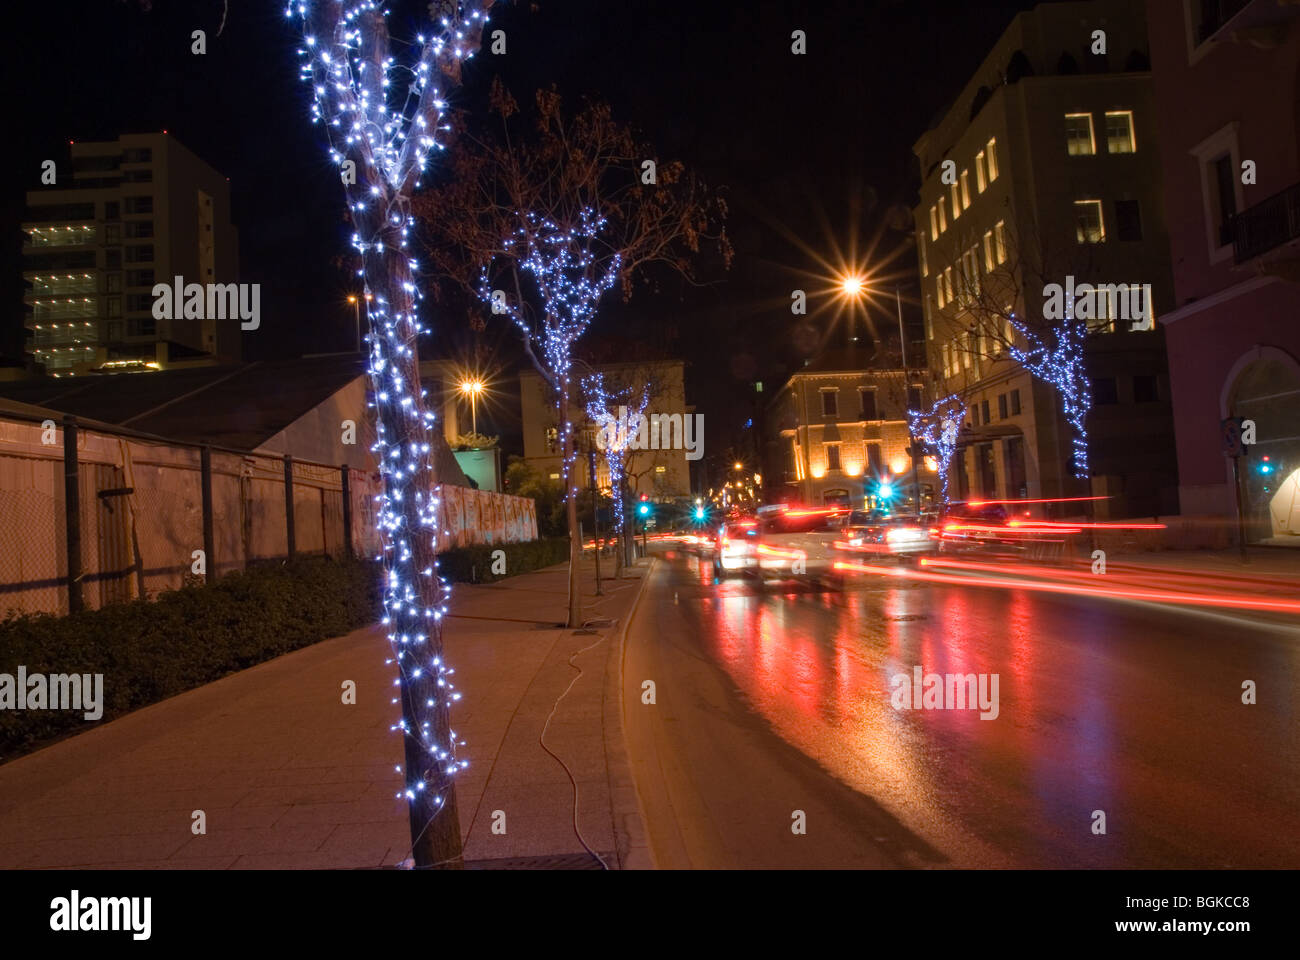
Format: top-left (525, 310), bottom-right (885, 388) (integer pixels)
top-left (1232, 180), bottom-right (1300, 266)
top-left (1198, 0), bottom-right (1300, 47)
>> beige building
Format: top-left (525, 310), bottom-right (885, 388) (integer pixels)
top-left (769, 348), bottom-right (938, 509)
top-left (519, 359), bottom-right (693, 500)
top-left (912, 0), bottom-right (1179, 514)
top-left (22, 133), bottom-right (241, 375)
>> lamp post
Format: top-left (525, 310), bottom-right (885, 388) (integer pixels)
top-left (458, 378), bottom-right (483, 436)
top-left (347, 293), bottom-right (373, 353)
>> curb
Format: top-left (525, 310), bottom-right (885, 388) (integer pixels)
top-left (604, 557), bottom-right (658, 870)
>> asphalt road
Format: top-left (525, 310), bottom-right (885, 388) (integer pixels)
top-left (622, 547), bottom-right (1300, 868)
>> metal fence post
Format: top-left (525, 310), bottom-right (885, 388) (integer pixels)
top-left (201, 445), bottom-right (215, 581)
top-left (62, 415), bottom-right (83, 614)
top-left (341, 465), bottom-right (353, 559)
top-left (284, 454), bottom-right (296, 560)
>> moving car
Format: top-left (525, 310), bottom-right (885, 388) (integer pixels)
top-left (839, 510), bottom-right (936, 560)
top-left (710, 519), bottom-right (760, 577)
top-left (936, 501), bottom-right (1069, 561)
top-left (752, 507), bottom-right (847, 584)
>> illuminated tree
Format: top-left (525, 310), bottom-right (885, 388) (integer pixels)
top-left (908, 394), bottom-right (964, 504)
top-left (418, 84), bottom-right (730, 626)
top-left (583, 372), bottom-right (652, 575)
top-left (286, 0), bottom-right (494, 869)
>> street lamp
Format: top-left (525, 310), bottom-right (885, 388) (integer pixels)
top-left (458, 378), bottom-right (484, 435)
top-left (347, 293), bottom-right (373, 353)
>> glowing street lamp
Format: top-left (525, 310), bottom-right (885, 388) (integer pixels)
top-left (459, 378), bottom-right (484, 435)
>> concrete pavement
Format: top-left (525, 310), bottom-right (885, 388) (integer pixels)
top-left (0, 556), bottom-right (654, 869)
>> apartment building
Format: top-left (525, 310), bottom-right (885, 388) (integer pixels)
top-left (21, 132), bottom-right (241, 374)
top-left (912, 0), bottom-right (1179, 516)
top-left (768, 348), bottom-right (938, 510)
top-left (1146, 0), bottom-right (1300, 542)
top-left (518, 359), bottom-right (693, 500)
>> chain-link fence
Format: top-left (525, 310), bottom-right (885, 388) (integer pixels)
top-left (0, 412), bottom-right (381, 618)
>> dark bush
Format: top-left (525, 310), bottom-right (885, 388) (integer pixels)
top-left (0, 556), bottom-right (379, 763)
top-left (436, 537), bottom-right (570, 584)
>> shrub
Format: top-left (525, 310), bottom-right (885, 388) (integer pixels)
top-left (436, 537), bottom-right (570, 584)
top-left (0, 555), bottom-right (379, 764)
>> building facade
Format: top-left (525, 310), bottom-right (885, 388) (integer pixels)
top-left (1146, 0), bottom-right (1300, 542)
top-left (519, 359), bottom-right (693, 501)
top-left (768, 349), bottom-right (938, 510)
top-left (21, 133), bottom-right (241, 374)
top-left (912, 0), bottom-right (1180, 517)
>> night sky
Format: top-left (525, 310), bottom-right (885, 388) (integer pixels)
top-left (6, 0), bottom-right (1047, 458)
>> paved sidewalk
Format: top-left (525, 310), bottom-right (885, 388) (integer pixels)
top-left (1102, 545), bottom-right (1300, 583)
top-left (0, 556), bottom-right (653, 869)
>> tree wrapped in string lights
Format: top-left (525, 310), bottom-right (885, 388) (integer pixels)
top-left (583, 372), bottom-right (651, 574)
top-left (287, 0), bottom-right (494, 869)
top-left (908, 394), bottom-right (964, 505)
top-left (478, 208), bottom-right (620, 624)
top-left (1007, 311), bottom-right (1091, 478)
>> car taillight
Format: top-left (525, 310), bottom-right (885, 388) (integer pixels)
top-left (886, 526), bottom-right (921, 542)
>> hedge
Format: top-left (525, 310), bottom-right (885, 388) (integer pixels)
top-left (0, 555), bottom-right (379, 763)
top-left (435, 536), bottom-right (571, 584)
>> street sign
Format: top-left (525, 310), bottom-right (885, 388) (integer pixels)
top-left (1221, 417), bottom-right (1246, 458)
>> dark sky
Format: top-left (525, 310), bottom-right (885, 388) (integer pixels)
top-left (6, 0), bottom-right (1046, 459)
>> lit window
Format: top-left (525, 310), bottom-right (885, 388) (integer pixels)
top-left (1074, 200), bottom-right (1105, 244)
top-left (994, 221), bottom-right (1007, 263)
top-left (930, 206), bottom-right (938, 241)
top-left (986, 138), bottom-right (999, 181)
top-left (944, 266), bottom-right (954, 302)
top-left (936, 274), bottom-right (945, 308)
top-left (975, 151), bottom-right (987, 192)
top-left (951, 181), bottom-right (962, 219)
top-left (655, 465), bottom-right (666, 473)
top-left (1065, 113), bottom-right (1096, 156)
top-left (960, 170), bottom-right (971, 209)
top-left (962, 334), bottom-right (972, 369)
top-left (1105, 111), bottom-right (1135, 154)
top-left (983, 230), bottom-right (994, 271)
top-left (942, 343), bottom-right (952, 378)
top-left (938, 197), bottom-right (947, 232)
top-left (919, 232), bottom-right (928, 277)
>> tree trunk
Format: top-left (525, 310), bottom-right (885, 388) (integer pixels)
top-left (363, 224), bottom-right (463, 869)
top-left (558, 376), bottom-right (582, 628)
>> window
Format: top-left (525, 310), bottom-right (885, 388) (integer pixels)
top-left (1093, 377), bottom-right (1119, 405)
top-left (983, 230), bottom-right (995, 271)
top-left (124, 195), bottom-right (153, 214)
top-left (127, 317), bottom-right (156, 337)
top-left (938, 197), bottom-right (947, 232)
top-left (908, 384), bottom-right (923, 410)
top-left (986, 138), bottom-right (999, 181)
top-left (124, 220), bottom-right (154, 239)
top-left (107, 298), bottom-right (121, 318)
top-left (936, 274), bottom-right (946, 309)
top-left (1133, 375), bottom-right (1158, 403)
top-left (125, 268), bottom-right (154, 287)
top-left (125, 293), bottom-right (152, 312)
top-left (1115, 199), bottom-right (1143, 241)
top-left (655, 465), bottom-right (667, 473)
top-left (1065, 113), bottom-right (1096, 156)
top-left (975, 151), bottom-right (987, 192)
top-left (960, 169), bottom-right (971, 209)
top-left (821, 389), bottom-right (839, 418)
top-left (105, 224), bottom-right (121, 244)
top-left (105, 273), bottom-right (122, 293)
top-left (998, 393), bottom-right (1008, 419)
top-left (825, 443), bottom-right (842, 472)
top-left (962, 332), bottom-right (973, 369)
top-left (1212, 153), bottom-right (1236, 247)
top-left (1010, 389), bottom-right (1021, 415)
top-left (994, 221), bottom-right (1007, 263)
top-left (105, 250), bottom-right (121, 270)
top-left (125, 244), bottom-right (153, 264)
top-left (1105, 111), bottom-right (1135, 154)
top-left (104, 201), bottom-right (120, 221)
top-left (122, 169), bottom-right (153, 183)
top-left (1074, 200), bottom-right (1105, 243)
top-left (944, 267), bottom-right (954, 303)
top-left (970, 403), bottom-right (979, 426)
top-left (122, 147), bottom-right (153, 163)
top-left (981, 399), bottom-right (990, 424)
top-left (930, 206), bottom-right (939, 241)
top-left (951, 181), bottom-right (962, 219)
top-left (924, 296), bottom-right (934, 339)
top-left (942, 343), bottom-right (953, 378)
top-left (544, 426), bottom-right (558, 452)
top-left (859, 388), bottom-right (878, 421)
top-left (919, 232), bottom-right (928, 277)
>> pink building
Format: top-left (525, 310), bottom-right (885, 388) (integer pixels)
top-left (1147, 0), bottom-right (1300, 543)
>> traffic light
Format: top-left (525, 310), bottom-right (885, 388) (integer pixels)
top-left (694, 506), bottom-right (706, 521)
top-left (876, 478), bottom-right (896, 499)
top-left (1257, 456), bottom-right (1273, 475)
top-left (637, 494), bottom-right (651, 518)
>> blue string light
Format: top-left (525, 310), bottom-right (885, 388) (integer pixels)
top-left (1007, 309), bottom-right (1092, 479)
top-left (908, 394), bottom-right (964, 505)
top-left (583, 373), bottom-right (651, 535)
